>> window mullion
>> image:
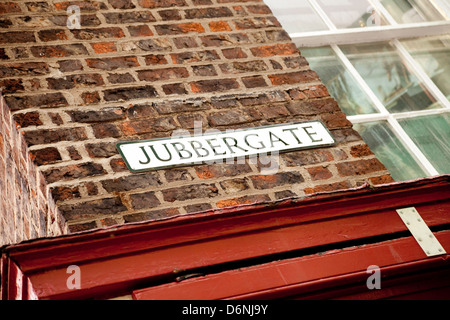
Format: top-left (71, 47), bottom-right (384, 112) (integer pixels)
top-left (306, 0), bottom-right (338, 30)
top-left (368, 0), bottom-right (399, 25)
top-left (392, 39), bottom-right (450, 110)
top-left (386, 117), bottom-right (440, 176)
top-left (331, 44), bottom-right (389, 116)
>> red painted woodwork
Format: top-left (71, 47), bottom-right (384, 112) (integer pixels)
top-left (1, 175), bottom-right (450, 300)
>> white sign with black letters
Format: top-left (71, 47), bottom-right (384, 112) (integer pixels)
top-left (117, 121), bottom-right (336, 172)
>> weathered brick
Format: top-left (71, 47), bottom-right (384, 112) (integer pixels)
top-left (162, 83), bottom-right (187, 95)
top-left (51, 186), bottom-right (81, 202)
top-left (137, 67), bottom-right (189, 82)
top-left (283, 150), bottom-right (334, 167)
top-left (336, 159), bottom-right (386, 177)
top-left (162, 184), bottom-right (219, 202)
top-left (164, 168), bottom-right (193, 182)
top-left (138, 0), bottom-right (187, 8)
top-left (119, 117), bottom-right (177, 135)
top-left (209, 21), bottom-right (232, 32)
top-left (91, 42), bottom-right (117, 54)
top-left (71, 27), bottom-right (125, 40)
top-left (137, 38), bottom-right (172, 51)
top-left (222, 48), bottom-right (247, 59)
top-left (155, 22), bottom-right (205, 35)
top-left (43, 162), bottom-right (106, 183)
top-left (123, 208), bottom-right (179, 223)
top-left (219, 178), bottom-right (250, 194)
top-left (31, 147), bottom-right (62, 166)
top-left (109, 0), bottom-right (136, 9)
top-left (184, 203), bottom-right (212, 213)
top-left (286, 98), bottom-right (340, 115)
top-left (60, 197), bottom-right (127, 221)
top-left (92, 123), bottom-right (121, 138)
top-left (195, 163), bottom-right (253, 179)
top-left (108, 73), bottom-right (136, 84)
top-left (171, 50), bottom-right (219, 64)
top-left (251, 43), bottom-right (298, 57)
top-left (185, 7), bottom-right (233, 19)
top-left (102, 173), bottom-right (162, 192)
top-left (103, 12), bottom-right (156, 24)
top-left (177, 113), bottom-right (206, 128)
top-left (0, 2), bottom-right (21, 14)
top-left (320, 112), bottom-right (353, 129)
top-left (158, 9), bottom-right (182, 20)
top-left (268, 70), bottom-right (319, 85)
top-left (103, 85), bottom-right (158, 101)
top-left (0, 79), bottom-right (24, 94)
top-left (307, 166), bottom-right (333, 181)
top-left (173, 36), bottom-right (198, 49)
top-left (216, 194), bottom-right (271, 208)
top-left (13, 112), bottom-right (43, 128)
top-left (0, 32), bottom-right (35, 44)
top-left (86, 56), bottom-right (139, 71)
top-left (128, 25), bottom-right (153, 37)
top-left (85, 142), bottom-right (118, 158)
top-left (233, 17), bottom-right (280, 30)
top-left (69, 107), bottom-right (125, 123)
top-left (129, 191), bottom-right (161, 209)
top-left (207, 109), bottom-right (257, 126)
top-left (68, 221), bottom-right (98, 233)
top-left (192, 65), bottom-right (217, 77)
top-left (54, 1), bottom-right (108, 11)
top-left (369, 174), bottom-right (395, 185)
top-left (304, 181), bottom-right (353, 195)
top-left (220, 60), bottom-right (268, 74)
top-left (81, 91), bottom-right (101, 105)
top-left (38, 29), bottom-right (69, 42)
top-left (154, 99), bottom-right (209, 114)
top-left (58, 60), bottom-right (83, 72)
top-left (144, 54), bottom-right (168, 65)
top-left (5, 93), bottom-right (68, 111)
top-left (250, 172), bottom-right (304, 189)
top-left (350, 144), bottom-right (374, 158)
top-left (242, 76), bottom-right (267, 88)
top-left (47, 74), bottom-right (104, 90)
top-left (31, 44), bottom-right (89, 58)
top-left (191, 79), bottom-right (239, 93)
top-left (23, 127), bottom-right (88, 146)
top-left (0, 62), bottom-right (49, 78)
top-left (200, 33), bottom-right (250, 47)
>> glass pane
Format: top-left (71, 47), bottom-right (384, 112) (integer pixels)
top-left (354, 121), bottom-right (427, 181)
top-left (402, 36), bottom-right (450, 101)
top-left (317, 0), bottom-right (388, 28)
top-left (300, 47), bottom-right (378, 115)
top-left (399, 113), bottom-right (450, 175)
top-left (381, 0), bottom-right (446, 23)
top-left (341, 42), bottom-right (443, 113)
top-left (263, 0), bottom-right (328, 33)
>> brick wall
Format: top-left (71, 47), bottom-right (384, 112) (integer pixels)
top-left (0, 95), bottom-right (66, 246)
top-left (0, 0), bottom-right (393, 238)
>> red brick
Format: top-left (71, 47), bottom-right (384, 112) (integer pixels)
top-left (162, 184), bottom-right (219, 202)
top-left (155, 22), bottom-right (205, 35)
top-left (137, 67), bottom-right (189, 82)
top-left (304, 181), bottom-right (353, 195)
top-left (191, 79), bottom-right (239, 93)
top-left (350, 144), bottom-right (374, 158)
top-left (185, 7), bottom-right (233, 19)
top-left (336, 159), bottom-right (387, 177)
top-left (216, 194), bottom-right (271, 208)
top-left (31, 147), bottom-right (62, 166)
top-left (13, 112), bottom-right (43, 128)
top-left (158, 9), bottom-right (182, 20)
top-left (283, 150), bottom-right (334, 167)
top-left (90, 42), bottom-right (117, 54)
top-left (86, 56), bottom-right (139, 70)
top-left (251, 43), bottom-right (298, 57)
top-left (242, 76), bottom-right (267, 88)
top-left (171, 50), bottom-right (219, 64)
top-left (71, 27), bottom-right (125, 40)
top-left (123, 208), bottom-right (180, 223)
top-left (0, 32), bottom-right (35, 44)
top-left (307, 166), bottom-right (333, 181)
top-left (0, 79), bottom-right (24, 94)
top-left (109, 0), bottom-right (136, 9)
top-left (144, 54), bottom-right (168, 65)
top-left (81, 91), bottom-right (101, 105)
top-left (103, 85), bottom-right (157, 101)
top-left (222, 48), bottom-right (247, 59)
top-left (38, 29), bottom-right (68, 42)
top-left (44, 162), bottom-right (106, 183)
top-left (250, 172), bottom-right (304, 189)
top-left (119, 117), bottom-right (177, 135)
top-left (209, 21), bottom-right (232, 32)
top-left (103, 12), bottom-right (156, 24)
top-left (5, 93), bottom-right (68, 111)
top-left (54, 1), bottom-right (107, 11)
top-left (268, 70), bottom-right (319, 85)
top-left (51, 186), bottom-right (81, 202)
top-left (31, 44), bottom-right (88, 58)
top-left (128, 25), bottom-right (154, 37)
top-left (233, 17), bottom-right (280, 30)
top-left (60, 197), bottom-right (127, 221)
top-left (23, 127), bottom-right (87, 146)
top-left (0, 2), bottom-right (21, 14)
top-left (195, 163), bottom-right (253, 179)
top-left (138, 0), bottom-right (187, 8)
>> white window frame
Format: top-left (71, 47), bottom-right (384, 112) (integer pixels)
top-left (277, 0), bottom-right (450, 177)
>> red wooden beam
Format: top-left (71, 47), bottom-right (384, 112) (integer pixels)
top-left (133, 231), bottom-right (450, 300)
top-left (1, 175), bottom-right (449, 300)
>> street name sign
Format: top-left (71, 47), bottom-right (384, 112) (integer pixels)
top-left (117, 121), bottom-right (336, 173)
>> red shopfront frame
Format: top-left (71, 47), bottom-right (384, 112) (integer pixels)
top-left (2, 176), bottom-right (450, 300)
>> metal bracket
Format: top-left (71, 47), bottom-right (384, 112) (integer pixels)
top-left (396, 207), bottom-right (446, 257)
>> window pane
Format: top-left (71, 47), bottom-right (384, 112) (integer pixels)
top-left (341, 42), bottom-right (443, 113)
top-left (402, 36), bottom-right (450, 101)
top-left (354, 121), bottom-right (427, 181)
top-left (317, 0), bottom-right (387, 28)
top-left (263, 0), bottom-right (328, 33)
top-left (300, 47), bottom-right (378, 116)
top-left (399, 113), bottom-right (450, 175)
top-left (381, 0), bottom-right (446, 23)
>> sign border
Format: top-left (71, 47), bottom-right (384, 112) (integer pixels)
top-left (116, 120), bottom-right (337, 173)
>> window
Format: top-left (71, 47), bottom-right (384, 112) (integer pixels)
top-left (264, 0), bottom-right (450, 181)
